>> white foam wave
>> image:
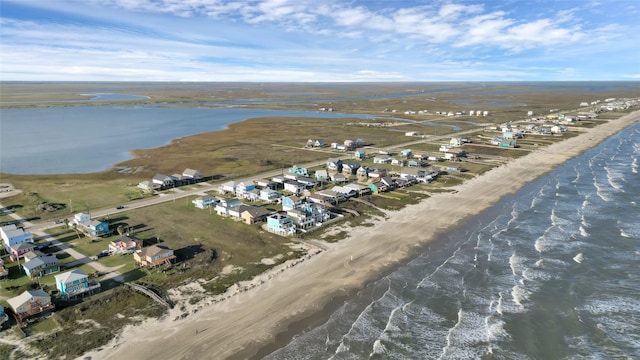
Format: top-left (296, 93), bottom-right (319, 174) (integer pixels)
top-left (632, 157), bottom-right (638, 174)
top-left (369, 339), bottom-right (387, 357)
top-left (511, 285), bottom-right (530, 310)
top-left (573, 252), bottom-right (584, 264)
top-left (579, 226), bottom-right (590, 238)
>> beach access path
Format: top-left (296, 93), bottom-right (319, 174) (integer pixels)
top-left (83, 111), bottom-right (639, 360)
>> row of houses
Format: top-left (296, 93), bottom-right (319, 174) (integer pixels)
top-left (138, 168), bottom-right (204, 191)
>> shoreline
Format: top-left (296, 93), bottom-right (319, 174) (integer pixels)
top-left (82, 111), bottom-right (640, 360)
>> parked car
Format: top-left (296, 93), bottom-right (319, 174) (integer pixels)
top-left (116, 205), bottom-right (125, 210)
top-left (54, 219), bottom-right (64, 224)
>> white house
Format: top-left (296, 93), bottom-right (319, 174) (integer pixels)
top-left (182, 168), bottom-right (202, 179)
top-left (215, 198), bottom-right (242, 216)
top-left (218, 181), bottom-right (237, 194)
top-left (1, 224), bottom-right (34, 252)
top-left (73, 212), bottom-right (91, 226)
top-left (192, 196), bottom-right (219, 209)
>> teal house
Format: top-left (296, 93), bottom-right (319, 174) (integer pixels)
top-left (23, 254), bottom-right (61, 278)
top-left (88, 220), bottom-right (110, 237)
top-left (55, 269), bottom-right (90, 297)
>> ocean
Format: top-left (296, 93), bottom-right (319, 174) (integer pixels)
top-left (264, 121), bottom-right (640, 359)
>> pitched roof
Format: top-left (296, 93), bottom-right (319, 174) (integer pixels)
top-left (242, 206), bottom-right (271, 218)
top-left (183, 168), bottom-right (200, 177)
top-left (55, 269), bottom-right (87, 284)
top-left (11, 242), bottom-right (37, 252)
top-left (23, 255), bottom-right (59, 271)
top-left (137, 245), bottom-right (172, 258)
top-left (7, 290), bottom-right (50, 310)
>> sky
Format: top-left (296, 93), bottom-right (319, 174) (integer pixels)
top-left (1, 0), bottom-right (639, 82)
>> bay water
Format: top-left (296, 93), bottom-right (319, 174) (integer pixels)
top-left (265, 121), bottom-right (640, 359)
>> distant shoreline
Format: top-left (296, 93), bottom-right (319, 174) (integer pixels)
top-left (85, 111), bottom-right (640, 360)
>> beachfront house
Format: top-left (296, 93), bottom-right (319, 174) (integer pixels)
top-left (241, 207), bottom-right (271, 225)
top-left (55, 269), bottom-right (100, 299)
top-left (7, 290), bottom-right (54, 327)
top-left (266, 212), bottom-right (296, 236)
top-left (22, 254), bottom-right (61, 278)
top-left (283, 180), bottom-right (305, 194)
top-left (288, 165), bottom-right (309, 176)
top-left (138, 180), bottom-right (161, 192)
top-left (1, 224), bottom-right (34, 253)
top-left (354, 150), bottom-right (366, 160)
top-left (341, 161), bottom-right (361, 175)
top-left (134, 245), bottom-right (176, 268)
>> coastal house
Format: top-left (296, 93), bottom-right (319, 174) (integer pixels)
top-left (283, 180), bottom-right (305, 194)
top-left (356, 166), bottom-right (369, 181)
top-left (331, 173), bottom-right (347, 183)
top-left (344, 183), bottom-right (371, 196)
top-left (10, 242), bottom-right (37, 262)
top-left (73, 212), bottom-right (91, 226)
top-left (282, 195), bottom-right (304, 211)
top-left (287, 209), bottom-right (316, 231)
top-left (1, 224), bottom-right (34, 253)
top-left (400, 167), bottom-right (427, 180)
top-left (152, 174), bottom-right (177, 188)
top-left (109, 235), bottom-right (143, 254)
top-left (245, 188), bottom-right (261, 202)
top-left (288, 165), bottom-right (309, 176)
top-left (400, 149), bottom-right (413, 158)
top-left (241, 206), bottom-right (271, 225)
top-left (315, 170), bottom-right (329, 181)
top-left (373, 156), bottom-right (391, 164)
top-left (137, 180), bottom-right (161, 191)
top-left (341, 161), bottom-right (361, 175)
top-left (182, 168), bottom-right (202, 180)
top-left (326, 158), bottom-right (343, 172)
top-left (236, 181), bottom-right (256, 198)
top-left (368, 181), bottom-right (388, 194)
top-left (192, 195), bottom-right (220, 209)
top-left (331, 186), bottom-right (357, 199)
top-left (55, 269), bottom-right (100, 299)
top-left (134, 245), bottom-right (176, 268)
top-left (316, 189), bottom-right (342, 204)
top-left (259, 189), bottom-right (282, 203)
top-left (218, 181), bottom-right (237, 194)
top-left (354, 150), bottom-right (366, 160)
top-left (307, 193), bottom-right (334, 206)
top-left (87, 220), bottom-right (110, 237)
top-left (22, 254), bottom-right (60, 278)
top-left (215, 198), bottom-right (242, 216)
top-left (266, 212), bottom-right (296, 236)
top-left (7, 290), bottom-right (54, 327)
top-left (367, 168), bottom-right (387, 179)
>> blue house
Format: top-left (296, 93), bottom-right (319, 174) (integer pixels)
top-left (282, 196), bottom-right (304, 211)
top-left (288, 165), bottom-right (309, 176)
top-left (88, 220), bottom-right (110, 237)
top-left (400, 149), bottom-right (413, 158)
top-left (55, 269), bottom-right (90, 297)
top-left (354, 150), bottom-right (366, 160)
top-left (23, 254), bottom-right (61, 278)
top-left (267, 212), bottom-right (296, 236)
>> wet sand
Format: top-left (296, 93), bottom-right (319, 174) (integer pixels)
top-left (84, 111), bottom-right (640, 360)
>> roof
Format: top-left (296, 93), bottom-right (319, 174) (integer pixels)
top-left (137, 245), bottom-right (172, 258)
top-left (183, 168), bottom-right (200, 176)
top-left (11, 242), bottom-right (36, 252)
top-left (7, 290), bottom-right (50, 310)
top-left (242, 206), bottom-right (271, 218)
top-left (23, 255), bottom-right (59, 271)
top-left (55, 269), bottom-right (87, 284)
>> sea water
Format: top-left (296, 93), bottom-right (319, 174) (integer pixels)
top-left (265, 121), bottom-right (640, 359)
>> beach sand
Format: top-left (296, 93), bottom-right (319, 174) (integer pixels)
top-left (84, 111), bottom-right (640, 360)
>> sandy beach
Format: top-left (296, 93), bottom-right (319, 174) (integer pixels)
top-left (84, 111), bottom-right (640, 360)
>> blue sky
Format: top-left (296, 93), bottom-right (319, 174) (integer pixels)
top-left (1, 0), bottom-right (639, 81)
